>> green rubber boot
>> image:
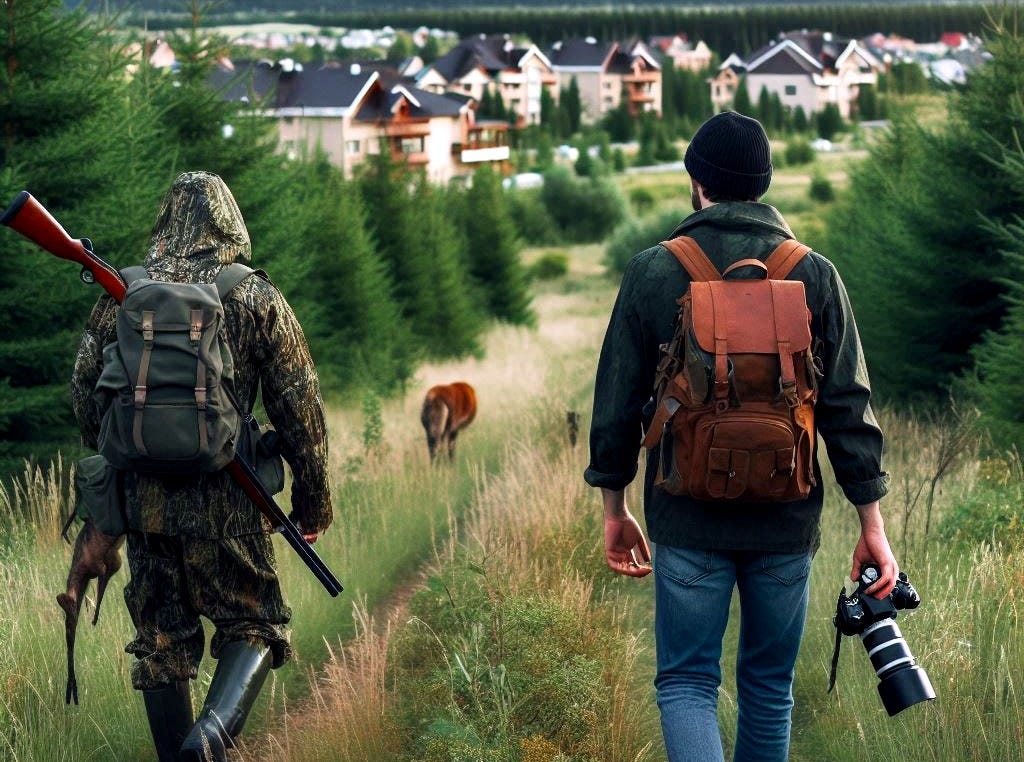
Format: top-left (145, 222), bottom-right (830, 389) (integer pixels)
top-left (141, 681), bottom-right (192, 762)
top-left (179, 641), bottom-right (272, 762)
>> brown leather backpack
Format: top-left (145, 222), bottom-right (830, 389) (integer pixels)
top-left (641, 236), bottom-right (821, 502)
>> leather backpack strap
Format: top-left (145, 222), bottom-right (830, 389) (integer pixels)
top-left (722, 259), bottom-right (768, 279)
top-left (661, 237), bottom-right (721, 282)
top-left (764, 239), bottom-right (812, 279)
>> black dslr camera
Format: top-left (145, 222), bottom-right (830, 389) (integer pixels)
top-left (831, 565), bottom-right (936, 716)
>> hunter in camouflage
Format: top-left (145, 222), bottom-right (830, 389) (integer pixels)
top-left (70, 171), bottom-right (332, 761)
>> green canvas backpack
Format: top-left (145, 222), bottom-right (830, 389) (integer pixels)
top-left (94, 263), bottom-right (254, 475)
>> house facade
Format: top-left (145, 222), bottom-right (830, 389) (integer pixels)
top-left (712, 31), bottom-right (881, 119)
top-left (547, 38), bottom-right (662, 123)
top-left (415, 35), bottom-right (559, 126)
top-left (212, 61), bottom-right (510, 184)
top-left (650, 35), bottom-right (713, 72)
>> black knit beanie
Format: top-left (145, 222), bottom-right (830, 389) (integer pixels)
top-left (684, 111), bottom-right (772, 200)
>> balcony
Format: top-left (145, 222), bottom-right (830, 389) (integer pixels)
top-left (623, 71), bottom-right (660, 84)
top-left (383, 121), bottom-right (431, 138)
top-left (392, 150), bottom-right (428, 165)
top-left (459, 145), bottom-right (511, 163)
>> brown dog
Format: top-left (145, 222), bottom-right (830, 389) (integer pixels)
top-left (421, 382), bottom-right (477, 461)
top-left (57, 512), bottom-right (125, 705)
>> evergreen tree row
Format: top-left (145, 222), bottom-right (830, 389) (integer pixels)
top-left (1, 1), bottom-right (533, 475)
top-left (129, 3), bottom-right (991, 58)
top-left (823, 12), bottom-right (1024, 449)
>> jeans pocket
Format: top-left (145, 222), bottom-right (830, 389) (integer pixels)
top-left (761, 552), bottom-right (812, 586)
top-left (655, 546), bottom-right (714, 586)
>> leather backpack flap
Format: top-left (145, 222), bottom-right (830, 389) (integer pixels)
top-left (689, 280), bottom-right (811, 355)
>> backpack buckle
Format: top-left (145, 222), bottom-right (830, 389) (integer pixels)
top-left (141, 311), bottom-right (155, 343)
top-left (190, 309), bottom-right (204, 343)
top-left (133, 386), bottom-right (147, 409)
top-left (778, 379), bottom-right (799, 408)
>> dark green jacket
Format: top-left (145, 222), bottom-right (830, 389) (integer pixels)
top-left (584, 202), bottom-right (889, 553)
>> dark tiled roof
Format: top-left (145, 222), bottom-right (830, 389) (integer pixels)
top-left (430, 34), bottom-right (523, 81)
top-left (208, 60), bottom-right (279, 104)
top-left (749, 44), bottom-right (820, 75)
top-left (355, 84), bottom-right (466, 121)
top-left (748, 31), bottom-right (856, 73)
top-left (547, 38), bottom-right (616, 68)
top-left (277, 66), bottom-right (376, 109)
top-left (606, 50), bottom-right (634, 75)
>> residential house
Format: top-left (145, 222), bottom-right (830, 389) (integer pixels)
top-left (709, 53), bottom-right (746, 112)
top-left (649, 34), bottom-right (713, 72)
top-left (547, 37), bottom-right (662, 123)
top-left (712, 30), bottom-right (881, 119)
top-left (211, 60), bottom-right (510, 184)
top-left (415, 34), bottom-right (559, 126)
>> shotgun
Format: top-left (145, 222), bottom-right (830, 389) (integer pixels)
top-left (1, 190), bottom-right (343, 597)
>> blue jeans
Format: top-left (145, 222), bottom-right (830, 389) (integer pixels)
top-left (653, 544), bottom-right (812, 762)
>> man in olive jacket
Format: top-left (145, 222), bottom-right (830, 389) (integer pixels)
top-left (71, 171), bottom-right (332, 761)
top-left (585, 112), bottom-right (899, 762)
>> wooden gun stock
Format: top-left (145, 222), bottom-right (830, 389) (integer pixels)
top-left (1, 191), bottom-right (127, 302)
top-left (1, 191), bottom-right (343, 597)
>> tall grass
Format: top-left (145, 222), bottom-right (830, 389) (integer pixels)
top-left (0, 270), bottom-right (612, 760)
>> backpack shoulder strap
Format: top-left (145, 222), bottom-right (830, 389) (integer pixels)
top-left (214, 263), bottom-right (256, 300)
top-left (660, 236), bottom-right (722, 282)
top-left (764, 239), bottom-right (812, 279)
top-left (120, 266), bottom-right (149, 286)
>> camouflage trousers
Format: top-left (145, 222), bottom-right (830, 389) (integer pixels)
top-left (123, 530), bottom-right (292, 690)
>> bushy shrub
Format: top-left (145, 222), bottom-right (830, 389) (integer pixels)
top-left (529, 251), bottom-right (569, 280)
top-left (784, 138), bottom-right (814, 166)
top-left (938, 467), bottom-right (1024, 548)
top-left (506, 187), bottom-right (559, 245)
top-left (808, 173), bottom-right (835, 203)
top-left (541, 166), bottom-right (627, 243)
top-left (604, 209), bottom-right (684, 274)
top-left (629, 187), bottom-right (656, 214)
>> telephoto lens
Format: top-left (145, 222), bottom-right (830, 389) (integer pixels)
top-left (833, 565), bottom-right (936, 716)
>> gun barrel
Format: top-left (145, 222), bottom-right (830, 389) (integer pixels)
top-left (225, 457), bottom-right (343, 597)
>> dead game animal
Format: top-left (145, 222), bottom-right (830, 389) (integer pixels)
top-left (57, 513), bottom-right (124, 705)
top-left (421, 382), bottom-right (477, 461)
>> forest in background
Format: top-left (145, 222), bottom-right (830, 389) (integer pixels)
top-left (114, 3), bottom-right (993, 56)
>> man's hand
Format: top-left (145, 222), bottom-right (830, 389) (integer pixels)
top-left (294, 518), bottom-right (321, 544)
top-left (602, 488), bottom-right (652, 578)
top-left (852, 501), bottom-right (898, 599)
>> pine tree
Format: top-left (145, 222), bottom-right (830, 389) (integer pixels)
top-left (459, 166), bottom-right (534, 326)
top-left (358, 153), bottom-right (485, 359)
top-left (731, 77), bottom-right (753, 116)
top-left (0, 0), bottom-right (169, 473)
top-left (293, 159), bottom-right (413, 393)
top-left (563, 77), bottom-right (583, 135)
top-left (826, 16), bottom-right (1024, 403)
top-left (816, 103), bottom-right (843, 140)
top-left (965, 209), bottom-right (1024, 449)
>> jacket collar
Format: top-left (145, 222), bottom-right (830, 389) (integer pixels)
top-left (669, 201), bottom-right (794, 240)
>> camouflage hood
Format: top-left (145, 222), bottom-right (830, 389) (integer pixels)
top-left (145, 171), bottom-right (251, 281)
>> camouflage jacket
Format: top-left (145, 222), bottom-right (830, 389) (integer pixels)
top-left (70, 172), bottom-right (332, 539)
top-left (584, 202), bottom-right (889, 553)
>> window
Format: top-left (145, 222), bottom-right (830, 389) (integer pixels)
top-left (400, 137), bottom-right (424, 154)
top-left (346, 140), bottom-right (361, 155)
top-left (784, 85), bottom-right (797, 96)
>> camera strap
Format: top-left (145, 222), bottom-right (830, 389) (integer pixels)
top-left (826, 626), bottom-right (843, 693)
